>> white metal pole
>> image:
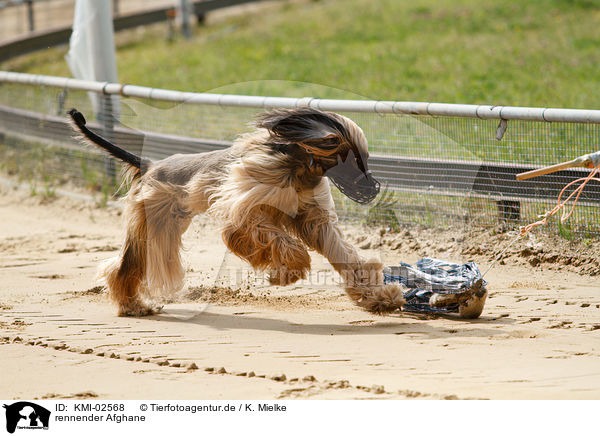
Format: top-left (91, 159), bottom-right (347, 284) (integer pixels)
top-left (3, 71), bottom-right (600, 124)
top-left (66, 0), bottom-right (119, 179)
top-left (66, 0), bottom-right (119, 115)
top-left (179, 0), bottom-right (191, 39)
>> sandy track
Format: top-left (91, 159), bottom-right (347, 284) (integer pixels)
top-left (1, 187), bottom-right (599, 400)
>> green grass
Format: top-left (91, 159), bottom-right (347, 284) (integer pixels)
top-left (3, 0), bottom-right (600, 108)
top-left (0, 134), bottom-right (119, 203)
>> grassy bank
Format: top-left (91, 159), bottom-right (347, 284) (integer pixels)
top-left (3, 0), bottom-right (600, 108)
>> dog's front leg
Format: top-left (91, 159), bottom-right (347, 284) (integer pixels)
top-left (294, 210), bottom-right (405, 314)
top-left (221, 211), bottom-right (311, 286)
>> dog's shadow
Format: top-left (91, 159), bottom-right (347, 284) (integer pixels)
top-left (152, 307), bottom-right (510, 339)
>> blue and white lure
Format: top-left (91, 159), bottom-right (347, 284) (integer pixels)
top-left (384, 258), bottom-right (488, 319)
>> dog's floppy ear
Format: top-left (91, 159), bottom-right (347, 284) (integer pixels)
top-left (256, 108), bottom-right (349, 158)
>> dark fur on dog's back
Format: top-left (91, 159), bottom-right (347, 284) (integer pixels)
top-left (68, 108), bottom-right (145, 171)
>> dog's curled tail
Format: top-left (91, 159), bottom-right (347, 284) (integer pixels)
top-left (68, 108), bottom-right (148, 174)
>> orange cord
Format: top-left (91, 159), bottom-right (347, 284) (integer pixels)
top-left (519, 166), bottom-right (600, 236)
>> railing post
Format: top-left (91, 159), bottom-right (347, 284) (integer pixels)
top-left (112, 0), bottom-right (119, 16)
top-left (100, 94), bottom-right (116, 182)
top-left (179, 0), bottom-right (191, 39)
top-left (66, 0), bottom-right (120, 183)
top-left (26, 0), bottom-right (35, 32)
top-left (166, 8), bottom-right (177, 42)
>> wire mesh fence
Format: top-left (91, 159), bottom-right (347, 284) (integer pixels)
top-left (0, 78), bottom-right (599, 238)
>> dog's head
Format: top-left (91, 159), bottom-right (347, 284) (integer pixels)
top-left (256, 108), bottom-right (380, 204)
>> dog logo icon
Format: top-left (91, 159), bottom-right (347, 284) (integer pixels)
top-left (2, 402), bottom-right (50, 433)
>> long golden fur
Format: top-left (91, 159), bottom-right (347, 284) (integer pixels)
top-left (69, 108), bottom-right (405, 316)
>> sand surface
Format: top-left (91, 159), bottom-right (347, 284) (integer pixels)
top-left (1, 186), bottom-right (599, 400)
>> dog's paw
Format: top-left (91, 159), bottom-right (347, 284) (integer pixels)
top-left (365, 284), bottom-right (406, 314)
top-left (347, 283), bottom-right (406, 315)
top-left (268, 267), bottom-right (307, 286)
top-left (118, 300), bottom-right (157, 317)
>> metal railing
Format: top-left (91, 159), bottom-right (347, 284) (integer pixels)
top-left (0, 71), bottom-right (599, 236)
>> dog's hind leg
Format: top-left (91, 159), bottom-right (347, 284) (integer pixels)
top-left (99, 193), bottom-right (154, 316)
top-left (101, 180), bottom-right (191, 316)
top-left (294, 209), bottom-right (405, 314)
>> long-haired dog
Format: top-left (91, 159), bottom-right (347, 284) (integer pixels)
top-left (68, 107), bottom-right (405, 316)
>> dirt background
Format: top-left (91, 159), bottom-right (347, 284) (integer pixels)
top-left (1, 185), bottom-right (599, 400)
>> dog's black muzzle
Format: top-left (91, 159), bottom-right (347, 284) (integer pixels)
top-left (326, 163), bottom-right (381, 205)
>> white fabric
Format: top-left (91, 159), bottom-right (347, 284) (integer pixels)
top-left (66, 0), bottom-right (119, 118)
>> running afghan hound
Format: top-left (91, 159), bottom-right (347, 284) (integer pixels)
top-left (69, 107), bottom-right (405, 316)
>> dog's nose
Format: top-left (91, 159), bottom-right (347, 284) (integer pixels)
top-left (355, 177), bottom-right (380, 204)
